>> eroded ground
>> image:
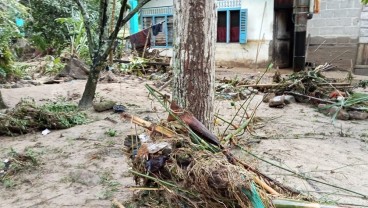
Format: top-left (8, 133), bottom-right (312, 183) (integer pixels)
top-left (1, 70), bottom-right (368, 207)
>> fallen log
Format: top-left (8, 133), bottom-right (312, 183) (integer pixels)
top-left (113, 59), bottom-right (170, 66)
top-left (121, 113), bottom-right (175, 138)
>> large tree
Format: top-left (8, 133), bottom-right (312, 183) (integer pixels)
top-left (172, 0), bottom-right (217, 130)
top-left (75, 0), bottom-right (150, 108)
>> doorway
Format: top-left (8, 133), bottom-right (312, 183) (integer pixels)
top-left (273, 0), bottom-right (294, 68)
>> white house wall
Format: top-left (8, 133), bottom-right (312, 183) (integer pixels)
top-left (141, 0), bottom-right (274, 67)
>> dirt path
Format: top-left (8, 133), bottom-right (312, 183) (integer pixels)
top-left (1, 73), bottom-right (368, 207)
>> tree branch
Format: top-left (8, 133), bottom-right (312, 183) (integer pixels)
top-left (97, 0), bottom-right (110, 51)
top-left (101, 0), bottom-right (151, 61)
top-left (73, 0), bottom-right (95, 59)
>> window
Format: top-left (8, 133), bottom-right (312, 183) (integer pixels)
top-left (142, 15), bottom-right (173, 48)
top-left (217, 9), bottom-right (248, 44)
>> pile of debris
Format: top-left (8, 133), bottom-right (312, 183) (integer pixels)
top-left (249, 66), bottom-right (368, 121)
top-left (0, 99), bottom-right (87, 136)
top-left (118, 85), bottom-right (355, 208)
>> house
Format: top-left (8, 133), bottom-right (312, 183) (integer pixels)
top-left (131, 0), bottom-right (367, 73)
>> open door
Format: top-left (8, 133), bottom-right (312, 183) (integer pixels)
top-left (273, 1), bottom-right (294, 68)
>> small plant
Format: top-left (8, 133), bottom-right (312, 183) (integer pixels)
top-left (105, 129), bottom-right (118, 137)
top-left (98, 170), bottom-right (120, 199)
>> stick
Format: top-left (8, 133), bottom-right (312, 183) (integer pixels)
top-left (238, 145), bottom-right (368, 199)
top-left (238, 83), bottom-right (351, 89)
top-left (254, 2), bottom-right (267, 69)
top-left (313, 40), bottom-right (326, 53)
top-left (328, 50), bottom-right (349, 64)
top-left (254, 176), bottom-right (280, 196)
top-left (113, 59), bottom-right (170, 66)
top-left (142, 28), bottom-right (151, 58)
top-left (112, 198), bottom-right (125, 208)
top-left (284, 91), bottom-right (365, 111)
top-left (121, 113), bottom-right (175, 138)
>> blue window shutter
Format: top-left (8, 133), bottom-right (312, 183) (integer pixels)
top-left (239, 9), bottom-right (248, 44)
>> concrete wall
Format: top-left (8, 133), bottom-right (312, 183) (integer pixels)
top-left (307, 0), bottom-right (362, 44)
top-left (355, 6), bottom-right (368, 75)
top-left (359, 6), bottom-right (368, 44)
top-left (306, 0), bottom-right (364, 70)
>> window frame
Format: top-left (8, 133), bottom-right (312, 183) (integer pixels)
top-left (141, 14), bottom-right (173, 48)
top-left (217, 7), bottom-right (242, 44)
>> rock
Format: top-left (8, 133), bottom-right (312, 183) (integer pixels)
top-left (242, 89), bottom-right (252, 95)
top-left (328, 106), bottom-right (349, 120)
top-left (247, 87), bottom-right (254, 91)
top-left (284, 95), bottom-right (296, 104)
top-left (222, 87), bottom-right (233, 94)
top-left (262, 93), bottom-right (275, 103)
top-left (227, 93), bottom-right (238, 100)
top-left (93, 100), bottom-right (117, 112)
top-left (239, 92), bottom-right (247, 100)
top-left (349, 111), bottom-right (368, 120)
top-left (269, 96), bottom-right (285, 108)
top-left (252, 89), bottom-right (259, 94)
top-left (317, 104), bottom-right (329, 115)
top-left (11, 83), bottom-right (23, 88)
top-left (23, 76), bottom-right (32, 80)
top-left (30, 81), bottom-right (42, 86)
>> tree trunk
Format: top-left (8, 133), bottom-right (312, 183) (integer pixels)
top-left (78, 65), bottom-right (101, 108)
top-left (172, 0), bottom-right (217, 130)
top-left (0, 91), bottom-right (7, 109)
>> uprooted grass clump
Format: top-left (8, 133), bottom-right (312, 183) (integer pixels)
top-left (0, 98), bottom-right (87, 136)
top-left (126, 133), bottom-right (291, 208)
top-left (0, 148), bottom-right (41, 188)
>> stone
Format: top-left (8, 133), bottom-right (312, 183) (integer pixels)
top-left (317, 104), bottom-right (329, 115)
top-left (238, 92), bottom-right (247, 100)
top-left (30, 80), bottom-right (42, 86)
top-left (242, 89), bottom-right (252, 95)
top-left (269, 96), bottom-right (285, 108)
top-left (252, 89), bottom-right (259, 94)
top-left (247, 87), bottom-right (254, 92)
top-left (11, 83), bottom-right (23, 88)
top-left (349, 111), bottom-right (368, 120)
top-left (227, 93), bottom-right (238, 100)
top-left (284, 95), bottom-right (296, 104)
top-left (262, 93), bottom-right (275, 103)
top-left (93, 100), bottom-right (116, 112)
top-left (328, 106), bottom-right (349, 120)
top-left (23, 76), bottom-right (32, 80)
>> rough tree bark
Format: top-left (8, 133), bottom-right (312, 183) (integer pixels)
top-left (172, 0), bottom-right (217, 130)
top-left (0, 91), bottom-right (7, 109)
top-left (75, 0), bottom-right (151, 108)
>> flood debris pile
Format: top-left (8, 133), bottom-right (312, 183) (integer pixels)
top-left (0, 99), bottom-right (87, 136)
top-left (252, 66), bottom-right (368, 121)
top-left (120, 85), bottom-right (312, 208)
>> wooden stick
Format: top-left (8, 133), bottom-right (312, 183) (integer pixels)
top-left (113, 59), bottom-right (170, 66)
top-left (237, 83), bottom-right (351, 89)
top-left (121, 113), bottom-right (175, 138)
top-left (254, 176), bottom-right (280, 196)
top-left (112, 198), bottom-right (125, 208)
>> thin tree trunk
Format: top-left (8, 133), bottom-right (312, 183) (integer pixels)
top-left (172, 0), bottom-right (217, 130)
top-left (78, 65), bottom-right (101, 108)
top-left (0, 91), bottom-right (7, 109)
